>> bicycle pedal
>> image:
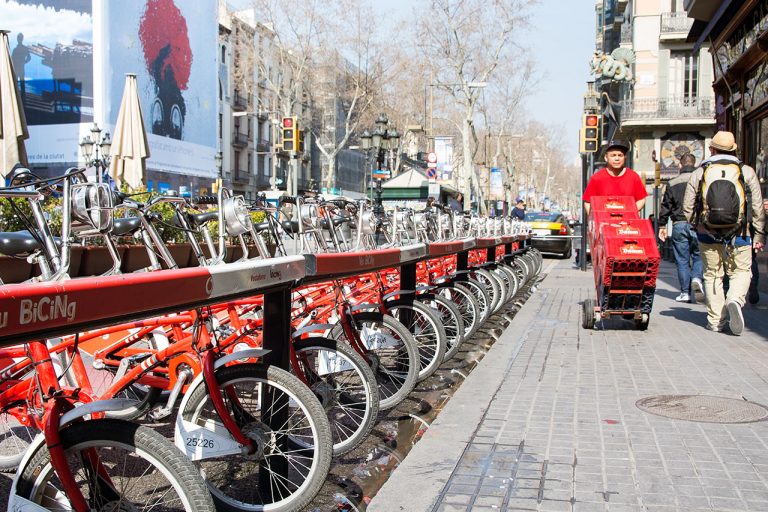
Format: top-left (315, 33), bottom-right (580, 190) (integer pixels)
top-left (148, 406), bottom-right (172, 421)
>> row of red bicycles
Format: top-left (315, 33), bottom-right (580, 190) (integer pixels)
top-left (0, 167), bottom-right (541, 511)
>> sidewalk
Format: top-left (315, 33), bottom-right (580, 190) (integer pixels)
top-left (369, 258), bottom-right (768, 512)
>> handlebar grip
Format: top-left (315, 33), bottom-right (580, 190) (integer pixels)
top-left (193, 195), bottom-right (218, 205)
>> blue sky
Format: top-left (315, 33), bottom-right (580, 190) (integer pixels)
top-left (229, 0), bottom-right (596, 157)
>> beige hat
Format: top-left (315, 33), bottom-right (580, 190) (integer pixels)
top-left (710, 131), bottom-right (738, 152)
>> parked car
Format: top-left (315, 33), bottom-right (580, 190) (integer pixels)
top-left (527, 211), bottom-right (573, 258)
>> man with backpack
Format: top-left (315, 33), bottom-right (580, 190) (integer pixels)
top-left (683, 131), bottom-right (766, 335)
top-left (658, 153), bottom-right (704, 303)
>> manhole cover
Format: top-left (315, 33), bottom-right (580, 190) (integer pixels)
top-left (636, 395), bottom-right (768, 424)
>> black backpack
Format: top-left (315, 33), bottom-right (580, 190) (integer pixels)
top-left (694, 158), bottom-right (749, 241)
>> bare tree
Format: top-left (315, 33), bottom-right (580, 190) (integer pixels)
top-left (311, 0), bottom-right (385, 192)
top-left (415, 0), bottom-right (537, 211)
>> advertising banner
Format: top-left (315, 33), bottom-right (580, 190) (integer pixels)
top-left (3, 0), bottom-right (93, 164)
top-left (489, 167), bottom-right (503, 200)
top-left (434, 136), bottom-right (453, 182)
top-left (103, 0), bottom-right (217, 178)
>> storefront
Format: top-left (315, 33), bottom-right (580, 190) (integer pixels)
top-left (689, 0), bottom-right (768, 196)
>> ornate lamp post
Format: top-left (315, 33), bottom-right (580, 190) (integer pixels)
top-left (80, 123), bottom-right (112, 184)
top-left (362, 114), bottom-right (400, 216)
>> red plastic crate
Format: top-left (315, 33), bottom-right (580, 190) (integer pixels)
top-left (589, 196), bottom-right (640, 217)
top-left (599, 237), bottom-right (660, 288)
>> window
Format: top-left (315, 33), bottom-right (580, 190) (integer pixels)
top-left (247, 152), bottom-right (252, 175)
top-left (670, 51), bottom-right (698, 100)
top-left (221, 45), bottom-right (226, 64)
top-left (234, 150), bottom-right (241, 173)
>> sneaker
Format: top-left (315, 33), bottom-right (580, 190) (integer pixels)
top-left (726, 300), bottom-right (744, 336)
top-left (748, 286), bottom-right (760, 305)
top-left (675, 293), bottom-right (691, 302)
top-left (705, 323), bottom-right (723, 332)
top-left (692, 278), bottom-right (705, 297)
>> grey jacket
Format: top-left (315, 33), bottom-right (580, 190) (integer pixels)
top-left (682, 154), bottom-right (766, 244)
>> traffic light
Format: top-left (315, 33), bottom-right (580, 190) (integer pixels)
top-left (282, 116), bottom-right (298, 152)
top-left (298, 130), bottom-right (305, 153)
top-left (580, 114), bottom-right (600, 153)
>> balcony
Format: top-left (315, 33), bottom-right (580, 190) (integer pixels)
top-left (620, 96), bottom-right (716, 126)
top-left (232, 132), bottom-right (249, 147)
top-left (660, 12), bottom-right (694, 40)
top-left (256, 139), bottom-right (271, 152)
top-left (233, 169), bottom-right (249, 184)
top-left (233, 91), bottom-right (249, 111)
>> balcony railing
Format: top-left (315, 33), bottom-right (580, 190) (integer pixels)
top-left (620, 96), bottom-right (715, 122)
top-left (233, 91), bottom-right (249, 111)
top-left (660, 12), bottom-right (693, 34)
top-left (232, 132), bottom-right (249, 147)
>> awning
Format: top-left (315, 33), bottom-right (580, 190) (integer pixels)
top-left (691, 0), bottom-right (734, 53)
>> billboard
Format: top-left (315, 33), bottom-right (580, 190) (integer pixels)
top-left (2, 0), bottom-right (93, 164)
top-left (489, 167), bottom-right (503, 200)
top-left (434, 136), bottom-right (453, 182)
top-left (102, 0), bottom-right (217, 178)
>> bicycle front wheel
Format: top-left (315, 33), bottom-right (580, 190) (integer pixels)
top-left (293, 337), bottom-right (380, 456)
top-left (15, 418), bottom-right (214, 512)
top-left (179, 363), bottom-right (332, 512)
top-left (388, 302), bottom-right (447, 381)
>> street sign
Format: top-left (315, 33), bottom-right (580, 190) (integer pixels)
top-left (427, 152), bottom-right (437, 163)
top-left (426, 167), bottom-right (437, 179)
top-left (428, 182), bottom-right (440, 197)
top-left (427, 162), bottom-right (437, 168)
top-left (372, 169), bottom-right (391, 180)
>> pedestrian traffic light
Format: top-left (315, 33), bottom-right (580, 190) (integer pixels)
top-left (282, 116), bottom-right (298, 152)
top-left (580, 114), bottom-right (600, 153)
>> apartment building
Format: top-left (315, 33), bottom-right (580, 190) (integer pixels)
top-left (218, 6), bottom-right (314, 198)
top-left (618, 0), bottom-right (716, 181)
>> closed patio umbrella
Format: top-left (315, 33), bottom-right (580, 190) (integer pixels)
top-left (110, 73), bottom-right (150, 190)
top-left (0, 29), bottom-right (29, 179)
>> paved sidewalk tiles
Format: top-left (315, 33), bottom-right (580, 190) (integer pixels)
top-left (369, 258), bottom-right (768, 511)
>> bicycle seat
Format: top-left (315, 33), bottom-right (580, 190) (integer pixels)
top-left (319, 214), bottom-right (349, 229)
top-left (254, 221), bottom-right (270, 232)
top-left (173, 212), bottom-right (218, 229)
top-left (0, 231), bottom-right (42, 256)
top-left (281, 220), bottom-right (300, 234)
top-left (112, 217), bottom-right (142, 236)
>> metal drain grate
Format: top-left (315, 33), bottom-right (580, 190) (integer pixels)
top-left (636, 395), bottom-right (768, 424)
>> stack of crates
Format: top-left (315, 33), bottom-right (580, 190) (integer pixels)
top-left (589, 196), bottom-right (659, 314)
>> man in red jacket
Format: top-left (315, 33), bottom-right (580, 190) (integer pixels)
top-left (582, 139), bottom-right (648, 214)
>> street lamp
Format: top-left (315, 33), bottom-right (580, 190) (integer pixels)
top-left (361, 113), bottom-right (400, 218)
top-left (80, 123), bottom-right (112, 184)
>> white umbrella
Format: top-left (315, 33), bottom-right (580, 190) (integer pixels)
top-left (110, 73), bottom-right (149, 190)
top-left (0, 29), bottom-right (29, 178)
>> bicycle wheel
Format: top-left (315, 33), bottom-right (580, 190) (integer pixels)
top-left (293, 337), bottom-right (380, 456)
top-left (329, 312), bottom-right (418, 410)
top-left (494, 265), bottom-right (519, 303)
top-left (0, 404), bottom-right (37, 473)
top-left (486, 268), bottom-right (508, 312)
top-left (439, 284), bottom-right (481, 340)
top-left (179, 363), bottom-right (332, 512)
top-left (387, 302), bottom-right (447, 381)
top-left (456, 279), bottom-right (491, 326)
top-left (417, 295), bottom-right (465, 361)
top-left (471, 269), bottom-right (502, 316)
top-left (15, 418), bottom-right (214, 512)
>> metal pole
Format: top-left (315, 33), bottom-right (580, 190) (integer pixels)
top-left (580, 152), bottom-right (590, 272)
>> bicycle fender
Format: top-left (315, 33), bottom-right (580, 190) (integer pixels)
top-left (383, 297), bottom-right (418, 308)
top-left (214, 348), bottom-right (270, 369)
top-left (293, 323), bottom-right (335, 338)
top-left (9, 433), bottom-right (48, 512)
top-left (350, 302), bottom-right (379, 313)
top-left (59, 398), bottom-right (142, 427)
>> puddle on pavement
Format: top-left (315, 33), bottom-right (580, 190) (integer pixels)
top-left (305, 284), bottom-right (537, 511)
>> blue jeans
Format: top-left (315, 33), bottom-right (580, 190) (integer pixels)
top-left (671, 222), bottom-right (703, 294)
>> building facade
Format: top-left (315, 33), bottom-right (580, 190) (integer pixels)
top-left (686, 0), bottom-right (768, 198)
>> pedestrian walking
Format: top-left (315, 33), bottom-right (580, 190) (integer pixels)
top-left (582, 139), bottom-right (647, 214)
top-left (682, 131), bottom-right (766, 335)
top-left (511, 199), bottom-right (526, 220)
top-left (448, 193), bottom-right (463, 212)
top-left (658, 153), bottom-right (704, 303)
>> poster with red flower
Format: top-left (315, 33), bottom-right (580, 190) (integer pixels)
top-left (106, 0), bottom-right (216, 179)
